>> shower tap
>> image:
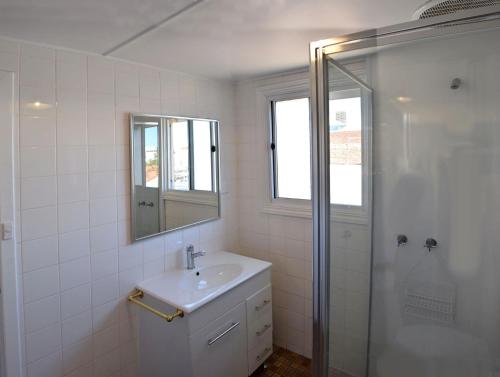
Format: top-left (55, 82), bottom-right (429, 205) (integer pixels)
top-left (397, 234), bottom-right (408, 247)
top-left (424, 238), bottom-right (438, 252)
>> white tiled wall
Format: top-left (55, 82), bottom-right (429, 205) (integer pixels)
top-left (1, 34), bottom-right (372, 376)
top-left (234, 71), bottom-right (371, 375)
top-left (235, 72), bottom-right (315, 357)
top-left (1, 37), bottom-right (238, 377)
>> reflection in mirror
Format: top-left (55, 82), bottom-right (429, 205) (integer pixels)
top-left (131, 114), bottom-right (220, 241)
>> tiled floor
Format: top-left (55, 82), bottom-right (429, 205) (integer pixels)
top-left (251, 346), bottom-right (353, 377)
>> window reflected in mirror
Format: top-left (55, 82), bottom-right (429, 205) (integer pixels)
top-left (131, 114), bottom-right (220, 241)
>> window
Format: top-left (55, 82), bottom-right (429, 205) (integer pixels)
top-left (132, 123), bottom-right (160, 189)
top-left (270, 97), bottom-right (311, 200)
top-left (170, 120), bottom-right (190, 191)
top-left (329, 89), bottom-right (363, 206)
top-left (269, 90), bottom-right (364, 207)
top-left (192, 120), bottom-right (213, 191)
top-left (167, 119), bottom-right (216, 192)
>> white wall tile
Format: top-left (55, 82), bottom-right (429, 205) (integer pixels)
top-left (24, 294), bottom-right (61, 333)
top-left (60, 256), bottom-right (91, 291)
top-left (62, 337), bottom-right (92, 375)
top-left (56, 51), bottom-right (86, 91)
top-left (115, 63), bottom-right (139, 97)
top-left (93, 348), bottom-right (120, 377)
top-left (22, 235), bottom-right (58, 272)
top-left (61, 310), bottom-right (92, 347)
top-left (89, 145), bottom-right (116, 172)
top-left (89, 171), bottom-right (116, 199)
top-left (139, 69), bottom-right (160, 100)
top-left (57, 146), bottom-right (87, 174)
top-left (91, 249), bottom-right (118, 280)
top-left (88, 56), bottom-right (114, 94)
top-left (58, 201), bottom-right (89, 233)
top-left (20, 115), bottom-right (56, 147)
top-left (23, 264), bottom-right (60, 303)
top-left (20, 146), bottom-right (56, 177)
top-left (92, 299), bottom-right (119, 333)
top-left (118, 244), bottom-right (142, 271)
top-left (61, 283), bottom-right (91, 320)
top-left (118, 265), bottom-right (143, 296)
top-left (90, 197), bottom-right (117, 226)
top-left (87, 93), bottom-right (115, 146)
top-left (22, 206), bottom-right (57, 241)
top-left (21, 176), bottom-right (57, 209)
top-left (56, 90), bottom-right (86, 146)
top-left (27, 350), bottom-right (62, 377)
top-left (12, 39), bottom-right (236, 376)
top-left (57, 174), bottom-right (88, 204)
top-left (92, 274), bottom-right (119, 307)
top-left (20, 85), bottom-right (56, 117)
top-left (59, 229), bottom-right (90, 263)
top-left (90, 223), bottom-right (118, 253)
top-left (20, 47), bottom-right (55, 88)
top-left (25, 322), bottom-right (61, 363)
top-left (93, 324), bottom-right (119, 358)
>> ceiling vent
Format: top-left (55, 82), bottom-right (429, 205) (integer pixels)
top-left (413, 0), bottom-right (500, 19)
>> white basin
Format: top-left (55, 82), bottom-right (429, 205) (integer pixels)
top-left (179, 263), bottom-right (243, 291)
top-left (136, 251), bottom-right (271, 313)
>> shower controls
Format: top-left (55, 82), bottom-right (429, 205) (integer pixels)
top-left (424, 238), bottom-right (438, 252)
top-left (450, 78), bottom-right (461, 90)
top-left (397, 234), bottom-right (408, 247)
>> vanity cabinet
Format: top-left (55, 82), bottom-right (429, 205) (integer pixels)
top-left (190, 303), bottom-right (247, 377)
top-left (137, 268), bottom-right (272, 377)
top-left (246, 285), bottom-right (273, 375)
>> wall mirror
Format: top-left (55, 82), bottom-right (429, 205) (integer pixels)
top-left (130, 113), bottom-right (220, 241)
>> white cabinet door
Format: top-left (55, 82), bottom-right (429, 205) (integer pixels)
top-left (189, 302), bottom-right (247, 377)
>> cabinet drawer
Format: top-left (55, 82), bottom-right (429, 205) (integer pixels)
top-left (248, 332), bottom-right (273, 375)
top-left (246, 285), bottom-right (272, 324)
top-left (189, 302), bottom-right (247, 377)
top-left (247, 308), bottom-right (272, 350)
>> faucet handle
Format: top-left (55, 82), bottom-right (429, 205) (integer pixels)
top-left (186, 244), bottom-right (194, 253)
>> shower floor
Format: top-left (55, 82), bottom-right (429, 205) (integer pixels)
top-left (251, 346), bottom-right (353, 377)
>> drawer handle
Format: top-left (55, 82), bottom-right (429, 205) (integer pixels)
top-left (255, 299), bottom-right (271, 311)
top-left (207, 322), bottom-right (240, 346)
top-left (256, 324), bottom-right (272, 336)
top-left (256, 347), bottom-right (271, 361)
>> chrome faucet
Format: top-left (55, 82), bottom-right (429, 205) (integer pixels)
top-left (186, 244), bottom-right (205, 270)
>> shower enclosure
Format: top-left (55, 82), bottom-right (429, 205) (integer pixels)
top-left (310, 6), bottom-right (500, 377)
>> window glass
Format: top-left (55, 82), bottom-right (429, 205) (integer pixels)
top-left (274, 97), bottom-right (311, 200)
top-left (192, 120), bottom-right (213, 191)
top-left (133, 126), bottom-right (143, 186)
top-left (329, 94), bottom-right (362, 206)
top-left (144, 126), bottom-right (159, 188)
top-left (170, 121), bottom-right (190, 191)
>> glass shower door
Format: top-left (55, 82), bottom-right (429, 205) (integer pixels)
top-left (326, 59), bottom-right (373, 377)
top-left (311, 9), bottom-right (500, 377)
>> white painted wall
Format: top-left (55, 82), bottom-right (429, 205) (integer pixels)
top-left (0, 37), bottom-right (238, 377)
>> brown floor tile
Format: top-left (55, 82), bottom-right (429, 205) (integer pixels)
top-left (251, 346), bottom-right (354, 377)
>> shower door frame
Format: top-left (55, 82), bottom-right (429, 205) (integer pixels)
top-left (309, 6), bottom-right (500, 377)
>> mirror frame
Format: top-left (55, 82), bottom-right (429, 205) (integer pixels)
top-left (129, 112), bottom-right (221, 242)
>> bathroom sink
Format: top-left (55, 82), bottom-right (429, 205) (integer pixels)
top-left (180, 263), bottom-right (243, 291)
top-left (135, 251), bottom-right (271, 313)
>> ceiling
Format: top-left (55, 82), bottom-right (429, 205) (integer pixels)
top-left (0, 0), bottom-right (424, 79)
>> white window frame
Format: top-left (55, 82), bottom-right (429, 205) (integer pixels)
top-left (257, 63), bottom-right (371, 224)
top-left (257, 75), bottom-right (313, 218)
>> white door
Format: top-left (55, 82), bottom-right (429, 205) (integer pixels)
top-left (0, 70), bottom-right (23, 377)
